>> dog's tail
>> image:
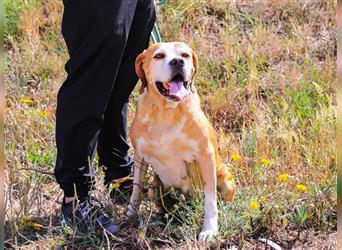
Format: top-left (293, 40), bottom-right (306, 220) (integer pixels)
top-left (216, 161), bottom-right (235, 201)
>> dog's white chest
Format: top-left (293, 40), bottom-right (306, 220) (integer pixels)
top-left (135, 117), bottom-right (199, 192)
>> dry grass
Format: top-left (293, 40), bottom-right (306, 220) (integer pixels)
top-left (4, 0), bottom-right (337, 249)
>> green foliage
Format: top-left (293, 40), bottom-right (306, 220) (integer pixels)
top-left (4, 0), bottom-right (42, 38)
top-left (4, 0), bottom-right (21, 37)
top-left (288, 205), bottom-right (311, 229)
top-left (26, 147), bottom-right (54, 166)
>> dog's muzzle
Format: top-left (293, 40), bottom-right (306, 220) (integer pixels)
top-left (155, 72), bottom-right (190, 101)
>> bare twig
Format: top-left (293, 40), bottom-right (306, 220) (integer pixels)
top-left (18, 168), bottom-right (54, 175)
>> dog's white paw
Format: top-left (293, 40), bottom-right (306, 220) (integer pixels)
top-left (198, 229), bottom-right (217, 242)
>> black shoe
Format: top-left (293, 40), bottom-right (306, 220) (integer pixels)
top-left (61, 197), bottom-right (118, 235)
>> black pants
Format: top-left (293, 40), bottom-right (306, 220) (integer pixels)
top-left (55, 0), bottom-right (155, 199)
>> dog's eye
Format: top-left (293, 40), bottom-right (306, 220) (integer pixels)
top-left (154, 53), bottom-right (165, 59)
top-left (181, 53), bottom-right (190, 58)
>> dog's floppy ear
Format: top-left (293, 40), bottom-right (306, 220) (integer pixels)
top-left (135, 50), bottom-right (147, 94)
top-left (191, 50), bottom-right (198, 77)
top-left (190, 50), bottom-right (198, 93)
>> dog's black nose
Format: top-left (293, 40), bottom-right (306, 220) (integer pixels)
top-left (169, 58), bottom-right (184, 67)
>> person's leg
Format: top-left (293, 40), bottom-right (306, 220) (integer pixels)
top-left (97, 0), bottom-right (156, 183)
top-left (55, 0), bottom-right (138, 200)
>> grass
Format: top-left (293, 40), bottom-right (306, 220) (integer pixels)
top-left (4, 0), bottom-right (337, 249)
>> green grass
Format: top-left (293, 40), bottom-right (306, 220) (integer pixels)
top-left (4, 0), bottom-right (21, 38)
top-left (4, 0), bottom-right (337, 249)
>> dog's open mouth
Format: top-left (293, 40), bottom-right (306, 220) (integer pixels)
top-left (156, 73), bottom-right (190, 101)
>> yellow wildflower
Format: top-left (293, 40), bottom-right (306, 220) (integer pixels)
top-left (20, 98), bottom-right (34, 104)
top-left (112, 182), bottom-right (120, 189)
top-left (32, 223), bottom-right (42, 232)
top-left (225, 173), bottom-right (234, 182)
top-left (260, 196), bottom-right (266, 202)
top-left (278, 173), bottom-right (288, 181)
top-left (296, 184), bottom-right (307, 192)
top-left (138, 231), bottom-right (145, 240)
top-left (39, 110), bottom-right (49, 116)
top-left (231, 154), bottom-right (241, 161)
top-left (250, 200), bottom-right (259, 210)
top-left (260, 158), bottom-right (271, 164)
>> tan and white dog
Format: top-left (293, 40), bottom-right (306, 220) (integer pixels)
top-left (127, 42), bottom-right (235, 241)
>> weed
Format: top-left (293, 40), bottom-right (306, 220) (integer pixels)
top-left (288, 205), bottom-right (311, 229)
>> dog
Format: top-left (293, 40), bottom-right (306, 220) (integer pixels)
top-left (127, 42), bottom-right (235, 241)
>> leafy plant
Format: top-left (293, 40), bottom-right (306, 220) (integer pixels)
top-left (288, 205), bottom-right (311, 229)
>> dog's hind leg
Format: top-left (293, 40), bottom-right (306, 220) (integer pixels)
top-left (127, 155), bottom-right (148, 217)
top-left (216, 163), bottom-right (235, 202)
top-left (208, 125), bottom-right (235, 202)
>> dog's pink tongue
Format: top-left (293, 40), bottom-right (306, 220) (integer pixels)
top-left (169, 81), bottom-right (189, 100)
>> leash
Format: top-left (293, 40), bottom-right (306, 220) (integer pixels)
top-left (151, 0), bottom-right (165, 43)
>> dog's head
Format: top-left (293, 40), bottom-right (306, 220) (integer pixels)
top-left (135, 42), bottom-right (198, 102)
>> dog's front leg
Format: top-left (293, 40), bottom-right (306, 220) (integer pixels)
top-left (197, 152), bottom-right (218, 241)
top-left (127, 155), bottom-right (147, 217)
